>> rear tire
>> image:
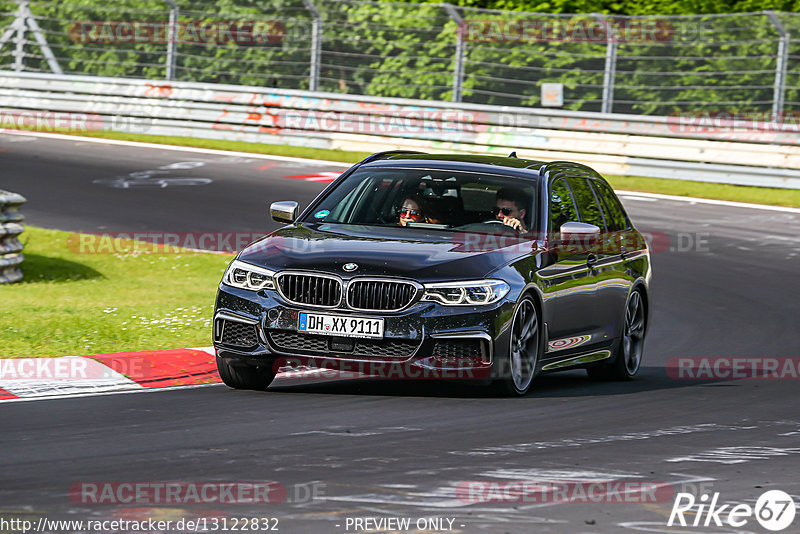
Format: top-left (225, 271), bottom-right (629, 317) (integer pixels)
top-left (216, 355), bottom-right (275, 390)
top-left (587, 288), bottom-right (646, 381)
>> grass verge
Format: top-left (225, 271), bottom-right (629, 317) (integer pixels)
top-left (1, 226), bottom-right (230, 358)
top-left (604, 175), bottom-right (800, 208)
top-left (79, 130), bottom-right (372, 163)
top-left (41, 129), bottom-right (800, 209)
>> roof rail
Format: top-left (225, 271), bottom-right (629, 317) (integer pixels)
top-left (542, 160), bottom-right (599, 176)
top-left (357, 150), bottom-right (427, 165)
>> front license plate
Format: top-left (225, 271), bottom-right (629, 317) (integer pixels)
top-left (298, 312), bottom-right (384, 339)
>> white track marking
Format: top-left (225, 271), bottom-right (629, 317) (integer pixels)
top-left (189, 346), bottom-right (216, 356)
top-left (1, 130), bottom-right (351, 167)
top-left (620, 195), bottom-right (659, 202)
top-left (291, 426), bottom-right (421, 437)
top-left (0, 382), bottom-right (223, 404)
top-left (666, 446), bottom-right (800, 464)
top-left (616, 189), bottom-right (800, 214)
top-left (0, 357), bottom-right (140, 397)
top-left (480, 468), bottom-right (644, 481)
top-left (449, 423), bottom-right (760, 456)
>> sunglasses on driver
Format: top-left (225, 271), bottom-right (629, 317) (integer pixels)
top-left (492, 206), bottom-right (515, 217)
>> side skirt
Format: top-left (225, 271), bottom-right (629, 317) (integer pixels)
top-left (540, 349), bottom-right (612, 372)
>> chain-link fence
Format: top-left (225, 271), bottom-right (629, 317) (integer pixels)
top-left (1, 0), bottom-right (799, 118)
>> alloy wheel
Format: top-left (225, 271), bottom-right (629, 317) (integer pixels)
top-left (622, 291), bottom-right (645, 375)
top-left (509, 296), bottom-right (539, 393)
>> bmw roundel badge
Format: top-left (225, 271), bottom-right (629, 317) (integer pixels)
top-left (343, 263), bottom-right (358, 272)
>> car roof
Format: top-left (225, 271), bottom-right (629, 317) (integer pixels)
top-left (360, 152), bottom-right (547, 181)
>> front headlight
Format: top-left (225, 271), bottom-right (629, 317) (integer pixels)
top-left (222, 260), bottom-right (276, 291)
top-left (421, 279), bottom-right (510, 306)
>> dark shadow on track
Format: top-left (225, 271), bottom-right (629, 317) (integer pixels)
top-left (263, 365), bottom-right (742, 399)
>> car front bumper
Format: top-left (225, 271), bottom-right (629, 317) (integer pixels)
top-left (213, 284), bottom-right (516, 381)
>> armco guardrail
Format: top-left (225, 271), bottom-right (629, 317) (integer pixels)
top-left (2, 71), bottom-right (800, 189)
top-left (0, 190), bottom-right (25, 284)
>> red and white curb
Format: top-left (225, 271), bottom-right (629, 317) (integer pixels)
top-left (0, 347), bottom-right (220, 401)
top-left (284, 171), bottom-right (341, 183)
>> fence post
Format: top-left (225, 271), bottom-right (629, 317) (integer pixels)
top-left (21, 0), bottom-right (62, 74)
top-left (0, 7), bottom-right (19, 50)
top-left (302, 0), bottom-right (322, 92)
top-left (765, 11), bottom-right (789, 124)
top-left (164, 0), bottom-right (178, 80)
top-left (0, 1), bottom-right (62, 74)
top-left (594, 13), bottom-right (617, 114)
top-left (442, 3), bottom-right (465, 103)
top-left (12, 0), bottom-right (25, 71)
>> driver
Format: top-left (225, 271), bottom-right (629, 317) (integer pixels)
top-left (494, 187), bottom-right (529, 233)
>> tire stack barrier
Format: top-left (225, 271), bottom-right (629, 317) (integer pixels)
top-left (0, 190), bottom-right (26, 284)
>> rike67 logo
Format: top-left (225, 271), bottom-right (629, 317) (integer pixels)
top-left (668, 490), bottom-right (796, 531)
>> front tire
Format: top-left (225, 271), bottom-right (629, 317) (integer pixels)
top-left (216, 355), bottom-right (275, 390)
top-left (494, 295), bottom-right (541, 396)
top-left (587, 288), bottom-right (646, 381)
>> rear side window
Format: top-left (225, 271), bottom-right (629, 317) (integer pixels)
top-left (593, 180), bottom-right (630, 231)
top-left (549, 177), bottom-right (579, 232)
top-left (568, 177), bottom-right (606, 231)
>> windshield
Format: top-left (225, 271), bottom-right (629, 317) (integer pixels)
top-left (303, 167), bottom-right (538, 235)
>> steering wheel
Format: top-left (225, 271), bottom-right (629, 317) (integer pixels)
top-left (455, 220), bottom-right (520, 235)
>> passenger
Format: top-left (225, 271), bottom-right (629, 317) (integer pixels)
top-left (398, 194), bottom-right (426, 226)
top-left (494, 187), bottom-right (529, 233)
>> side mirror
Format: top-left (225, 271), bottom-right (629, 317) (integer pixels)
top-left (270, 201), bottom-right (299, 224)
top-left (560, 221), bottom-right (601, 240)
top-left (558, 221), bottom-right (601, 253)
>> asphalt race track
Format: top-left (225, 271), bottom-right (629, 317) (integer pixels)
top-left (2, 132), bottom-right (800, 533)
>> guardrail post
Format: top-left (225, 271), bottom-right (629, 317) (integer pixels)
top-left (164, 0), bottom-right (178, 80)
top-left (302, 0), bottom-right (322, 92)
top-left (765, 11), bottom-right (789, 124)
top-left (594, 13), bottom-right (617, 114)
top-left (442, 3), bottom-right (465, 102)
top-left (0, 190), bottom-right (26, 284)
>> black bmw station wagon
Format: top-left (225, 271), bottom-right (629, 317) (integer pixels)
top-left (213, 152), bottom-right (651, 395)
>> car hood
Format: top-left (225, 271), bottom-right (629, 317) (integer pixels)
top-left (237, 223), bottom-right (534, 281)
